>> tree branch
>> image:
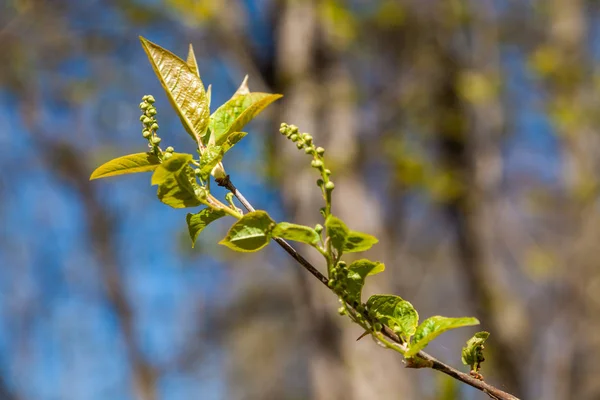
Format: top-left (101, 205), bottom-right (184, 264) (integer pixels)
top-left (216, 175), bottom-right (519, 400)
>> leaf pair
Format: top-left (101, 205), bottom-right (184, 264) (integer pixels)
top-left (325, 215), bottom-right (378, 256)
top-left (366, 294), bottom-right (479, 356)
top-left (215, 211), bottom-right (320, 252)
top-left (461, 331), bottom-right (490, 373)
top-left (143, 37), bottom-right (282, 153)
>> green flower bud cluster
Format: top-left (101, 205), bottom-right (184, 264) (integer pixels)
top-left (279, 123), bottom-right (335, 196)
top-left (139, 95), bottom-right (166, 156)
top-left (327, 261), bottom-right (349, 296)
top-left (364, 305), bottom-right (384, 333)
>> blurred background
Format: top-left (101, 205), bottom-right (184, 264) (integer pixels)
top-left (1, 0), bottom-right (600, 399)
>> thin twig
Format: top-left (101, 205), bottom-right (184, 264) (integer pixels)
top-left (216, 175), bottom-right (519, 400)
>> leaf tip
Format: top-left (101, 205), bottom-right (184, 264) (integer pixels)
top-left (235, 75), bottom-right (250, 95)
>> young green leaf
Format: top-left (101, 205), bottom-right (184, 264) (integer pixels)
top-left (90, 152), bottom-right (160, 180)
top-left (406, 316), bottom-right (480, 357)
top-left (186, 208), bottom-right (227, 247)
top-left (151, 153), bottom-right (193, 185)
top-left (151, 154), bottom-right (201, 208)
top-left (461, 331), bottom-right (490, 372)
top-left (344, 231), bottom-right (379, 253)
top-left (221, 131), bottom-right (248, 153)
top-left (219, 211), bottom-right (276, 252)
top-left (157, 165), bottom-right (202, 208)
top-left (367, 295), bottom-right (419, 342)
top-left (273, 222), bottom-right (320, 245)
top-left (140, 37), bottom-right (209, 142)
top-left (325, 215), bottom-right (379, 255)
top-left (198, 145), bottom-right (224, 181)
top-left (209, 77), bottom-right (282, 146)
top-left (325, 215), bottom-right (349, 255)
top-left (345, 259), bottom-right (385, 305)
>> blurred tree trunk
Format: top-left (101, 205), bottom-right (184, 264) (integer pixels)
top-left (273, 1), bottom-right (414, 399)
top-left (540, 1), bottom-right (600, 398)
top-left (431, 5), bottom-right (524, 395)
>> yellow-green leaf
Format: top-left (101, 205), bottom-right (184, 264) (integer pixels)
top-left (151, 154), bottom-right (201, 209)
top-left (406, 316), bottom-right (480, 357)
top-left (344, 231), bottom-right (378, 253)
top-left (273, 222), bottom-right (320, 245)
top-left (198, 145), bottom-right (224, 181)
top-left (140, 37), bottom-right (209, 142)
top-left (186, 208), bottom-right (227, 247)
top-left (367, 294), bottom-right (419, 342)
top-left (151, 153), bottom-right (193, 185)
top-left (90, 153), bottom-right (160, 180)
top-left (219, 211), bottom-right (275, 252)
top-left (209, 76), bottom-right (282, 146)
top-left (222, 131), bottom-right (248, 153)
top-left (345, 259), bottom-right (385, 305)
top-left (461, 331), bottom-right (490, 372)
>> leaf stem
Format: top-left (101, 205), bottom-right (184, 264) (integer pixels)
top-left (216, 174), bottom-right (520, 400)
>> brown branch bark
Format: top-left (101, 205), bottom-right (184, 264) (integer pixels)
top-left (216, 175), bottom-right (520, 400)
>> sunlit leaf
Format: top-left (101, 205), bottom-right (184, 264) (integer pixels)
top-left (344, 231), bottom-right (378, 253)
top-left (273, 222), bottom-right (320, 245)
top-left (151, 153), bottom-right (193, 185)
top-left (461, 331), bottom-right (490, 372)
top-left (219, 211), bottom-right (275, 252)
top-left (90, 152), bottom-right (160, 180)
top-left (209, 76), bottom-right (282, 146)
top-left (222, 131), bottom-right (248, 153)
top-left (406, 316), bottom-right (480, 357)
top-left (345, 259), bottom-right (385, 305)
top-left (325, 215), bottom-right (378, 255)
top-left (140, 37), bottom-right (209, 142)
top-left (325, 215), bottom-right (349, 254)
top-left (198, 145), bottom-right (224, 181)
top-left (151, 154), bottom-right (201, 208)
top-left (367, 294), bottom-right (419, 342)
top-left (186, 208), bottom-right (227, 247)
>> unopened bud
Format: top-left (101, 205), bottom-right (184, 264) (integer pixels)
top-left (151, 136), bottom-right (161, 145)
